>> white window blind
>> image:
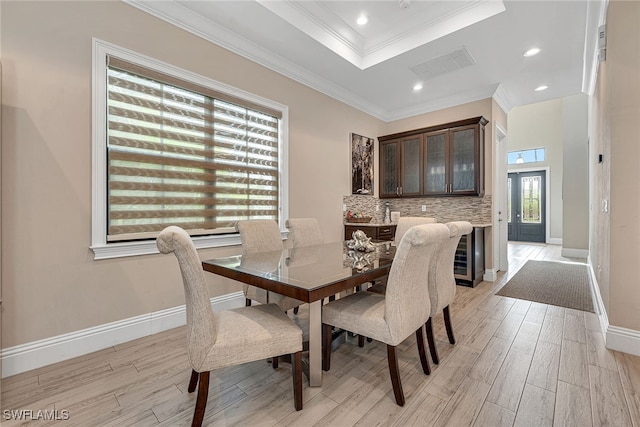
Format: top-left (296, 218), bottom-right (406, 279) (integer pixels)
top-left (105, 56), bottom-right (280, 242)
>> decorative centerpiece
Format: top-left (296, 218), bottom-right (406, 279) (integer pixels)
top-left (346, 229), bottom-right (376, 252)
top-left (345, 249), bottom-right (377, 272)
top-left (346, 210), bottom-right (372, 224)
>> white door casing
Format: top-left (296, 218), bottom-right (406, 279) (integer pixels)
top-left (494, 123), bottom-right (508, 272)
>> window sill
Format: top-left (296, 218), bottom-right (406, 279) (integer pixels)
top-left (91, 234), bottom-right (241, 260)
top-left (91, 232), bottom-right (289, 260)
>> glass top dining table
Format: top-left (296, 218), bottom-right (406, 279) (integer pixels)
top-left (202, 240), bottom-right (396, 387)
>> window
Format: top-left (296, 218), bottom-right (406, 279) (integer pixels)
top-left (520, 176), bottom-right (542, 224)
top-left (92, 40), bottom-right (288, 259)
top-left (507, 148), bottom-right (545, 165)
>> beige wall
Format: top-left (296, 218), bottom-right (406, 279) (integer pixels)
top-left (590, 0), bottom-right (640, 331)
top-left (507, 99), bottom-right (564, 241)
top-left (0, 1), bottom-right (386, 348)
top-left (562, 94), bottom-right (589, 251)
top-left (1, 1), bottom-right (499, 350)
top-left (589, 52), bottom-right (611, 313)
top-left (507, 95), bottom-right (590, 248)
top-left (0, 0), bottom-right (3, 393)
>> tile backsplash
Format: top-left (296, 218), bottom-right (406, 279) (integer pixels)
top-left (343, 194), bottom-right (492, 224)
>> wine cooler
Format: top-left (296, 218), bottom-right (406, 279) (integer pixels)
top-left (454, 227), bottom-right (485, 287)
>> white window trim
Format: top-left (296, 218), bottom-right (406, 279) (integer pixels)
top-left (91, 39), bottom-right (289, 260)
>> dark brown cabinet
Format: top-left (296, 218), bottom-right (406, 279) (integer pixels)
top-left (344, 224), bottom-right (396, 241)
top-left (380, 136), bottom-right (422, 198)
top-left (379, 116), bottom-right (487, 198)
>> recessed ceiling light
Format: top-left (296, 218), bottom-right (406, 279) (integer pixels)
top-left (534, 85), bottom-right (549, 91)
top-left (357, 15), bottom-right (368, 26)
top-left (523, 47), bottom-right (541, 57)
top-left (413, 83), bottom-right (423, 92)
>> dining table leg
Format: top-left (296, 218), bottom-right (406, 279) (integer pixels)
top-left (308, 299), bottom-right (323, 387)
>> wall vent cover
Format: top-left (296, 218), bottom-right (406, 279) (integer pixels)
top-left (410, 47), bottom-right (476, 80)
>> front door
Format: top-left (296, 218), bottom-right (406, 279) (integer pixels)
top-left (508, 171), bottom-right (546, 242)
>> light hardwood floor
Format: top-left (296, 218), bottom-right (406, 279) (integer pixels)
top-left (2, 243), bottom-right (639, 426)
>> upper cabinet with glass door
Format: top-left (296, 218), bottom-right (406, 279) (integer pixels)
top-left (379, 135), bottom-right (423, 198)
top-left (379, 116), bottom-right (487, 198)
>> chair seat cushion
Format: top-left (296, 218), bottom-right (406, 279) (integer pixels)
top-left (197, 304), bottom-right (303, 372)
top-left (322, 292), bottom-right (398, 346)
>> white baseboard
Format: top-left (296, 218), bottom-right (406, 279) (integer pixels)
top-left (1, 292), bottom-right (245, 378)
top-left (561, 247), bottom-right (589, 258)
top-left (548, 237), bottom-right (563, 245)
top-left (586, 258), bottom-right (640, 357)
top-left (483, 269), bottom-right (497, 282)
top-left (606, 325), bottom-right (640, 357)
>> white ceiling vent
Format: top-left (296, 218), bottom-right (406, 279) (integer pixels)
top-left (410, 47), bottom-right (476, 80)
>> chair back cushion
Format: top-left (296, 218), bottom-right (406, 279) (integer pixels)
top-left (157, 226), bottom-right (216, 369)
top-left (286, 218), bottom-right (324, 247)
top-left (236, 219), bottom-right (283, 253)
top-left (394, 217), bottom-right (437, 246)
top-left (241, 249), bottom-right (283, 272)
top-left (429, 221), bottom-right (473, 313)
top-left (385, 223), bottom-right (449, 343)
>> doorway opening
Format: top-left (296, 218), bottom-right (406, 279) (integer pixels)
top-left (508, 170), bottom-right (546, 243)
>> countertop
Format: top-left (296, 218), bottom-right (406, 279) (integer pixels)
top-left (344, 222), bottom-right (492, 227)
top-left (344, 222), bottom-right (395, 226)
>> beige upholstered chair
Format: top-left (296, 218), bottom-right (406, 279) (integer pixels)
top-left (285, 217), bottom-right (332, 306)
top-left (425, 221), bottom-right (473, 365)
top-left (286, 218), bottom-right (324, 247)
top-left (368, 216), bottom-right (437, 296)
top-left (393, 216), bottom-right (437, 246)
top-left (235, 219), bottom-right (304, 312)
top-left (362, 216), bottom-right (438, 347)
top-left (322, 223), bottom-right (449, 406)
top-left (156, 226), bottom-right (303, 426)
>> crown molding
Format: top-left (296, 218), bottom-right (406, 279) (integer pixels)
top-left (361, 0), bottom-right (505, 69)
top-left (124, 1), bottom-right (515, 122)
top-left (492, 84), bottom-right (514, 114)
top-left (258, 0), bottom-right (505, 70)
top-left (384, 84), bottom-right (499, 122)
top-left (257, 0), bottom-right (364, 67)
top-left (125, 0), bottom-right (388, 120)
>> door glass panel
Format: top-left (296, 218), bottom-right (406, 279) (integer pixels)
top-left (507, 177), bottom-right (512, 223)
top-left (521, 176), bottom-right (542, 223)
top-left (402, 137), bottom-right (420, 194)
top-left (381, 143), bottom-right (398, 195)
top-left (425, 133), bottom-right (446, 192)
top-left (452, 128), bottom-right (475, 191)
